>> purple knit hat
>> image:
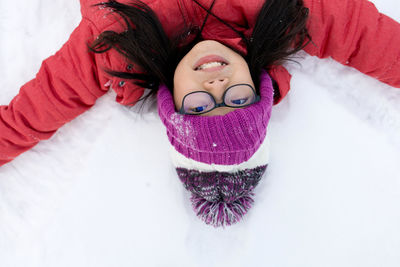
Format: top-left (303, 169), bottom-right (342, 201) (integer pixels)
top-left (158, 71), bottom-right (274, 227)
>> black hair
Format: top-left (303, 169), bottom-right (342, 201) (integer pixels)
top-left (88, 0), bottom-right (311, 104)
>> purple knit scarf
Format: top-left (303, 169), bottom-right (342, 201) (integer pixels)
top-left (157, 70), bottom-right (274, 166)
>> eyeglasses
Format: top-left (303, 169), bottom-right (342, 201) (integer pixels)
top-left (178, 83), bottom-right (260, 115)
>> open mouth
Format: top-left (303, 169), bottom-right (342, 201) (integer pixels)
top-left (195, 61), bottom-right (228, 71)
top-left (193, 55), bottom-right (229, 71)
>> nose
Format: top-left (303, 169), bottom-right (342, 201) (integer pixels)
top-left (203, 77), bottom-right (229, 96)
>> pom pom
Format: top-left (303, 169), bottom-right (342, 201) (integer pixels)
top-left (190, 192), bottom-right (255, 227)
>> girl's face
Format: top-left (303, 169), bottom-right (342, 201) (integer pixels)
top-left (173, 40), bottom-right (255, 116)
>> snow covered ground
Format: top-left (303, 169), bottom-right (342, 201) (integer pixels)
top-left (0, 0), bottom-right (400, 266)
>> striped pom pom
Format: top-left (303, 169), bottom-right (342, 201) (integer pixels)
top-left (190, 192), bottom-right (255, 227)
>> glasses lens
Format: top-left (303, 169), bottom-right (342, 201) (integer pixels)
top-left (224, 84), bottom-right (256, 107)
top-left (182, 92), bottom-right (215, 114)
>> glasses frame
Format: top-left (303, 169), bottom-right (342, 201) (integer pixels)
top-left (178, 83), bottom-right (260, 115)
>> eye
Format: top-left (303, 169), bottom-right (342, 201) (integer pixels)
top-left (189, 105), bottom-right (209, 113)
top-left (231, 98), bottom-right (249, 105)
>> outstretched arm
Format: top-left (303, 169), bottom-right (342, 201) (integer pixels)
top-left (303, 0), bottom-right (400, 87)
top-left (0, 18), bottom-right (109, 167)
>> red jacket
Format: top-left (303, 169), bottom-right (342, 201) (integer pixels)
top-left (1, 0), bottom-right (399, 166)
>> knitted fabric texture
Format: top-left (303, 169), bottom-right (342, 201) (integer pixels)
top-left (177, 165), bottom-right (267, 227)
top-left (169, 136), bottom-right (270, 227)
top-left (176, 166), bottom-right (267, 203)
top-left (157, 70), bottom-right (274, 166)
top-left (158, 71), bottom-right (274, 227)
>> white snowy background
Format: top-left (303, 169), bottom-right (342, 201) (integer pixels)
top-left (1, 0), bottom-right (400, 266)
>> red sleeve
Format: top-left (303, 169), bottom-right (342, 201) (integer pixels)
top-left (303, 0), bottom-right (400, 87)
top-left (0, 18), bottom-right (109, 167)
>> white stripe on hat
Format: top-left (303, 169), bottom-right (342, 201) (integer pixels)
top-left (168, 135), bottom-right (270, 173)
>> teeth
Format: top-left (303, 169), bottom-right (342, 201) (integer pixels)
top-left (196, 61), bottom-right (226, 70)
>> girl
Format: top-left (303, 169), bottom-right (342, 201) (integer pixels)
top-left (0, 0), bottom-right (399, 226)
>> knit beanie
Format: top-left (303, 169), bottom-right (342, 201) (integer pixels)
top-left (157, 70), bottom-right (274, 227)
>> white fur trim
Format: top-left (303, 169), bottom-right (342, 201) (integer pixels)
top-left (168, 136), bottom-right (270, 172)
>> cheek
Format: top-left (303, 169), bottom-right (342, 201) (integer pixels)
top-left (173, 91), bottom-right (183, 110)
top-left (172, 83), bottom-right (183, 110)
top-left (232, 63), bottom-right (254, 85)
top-left (173, 64), bottom-right (190, 109)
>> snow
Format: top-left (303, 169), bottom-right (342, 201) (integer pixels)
top-left (0, 0), bottom-right (400, 266)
